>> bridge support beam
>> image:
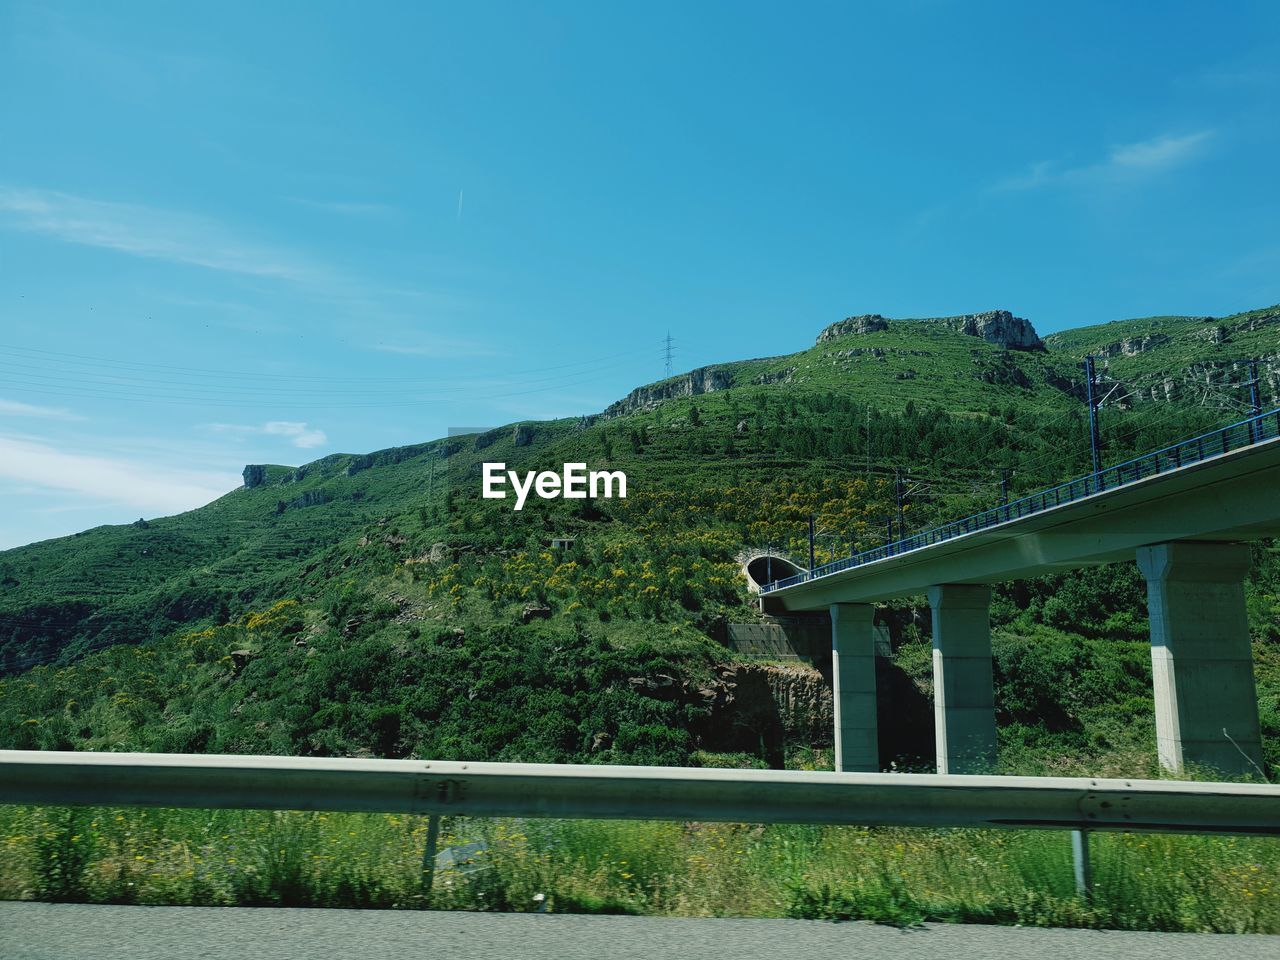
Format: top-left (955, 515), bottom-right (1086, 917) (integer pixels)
top-left (929, 584), bottom-right (997, 774)
top-left (830, 603), bottom-right (879, 772)
top-left (1136, 542), bottom-right (1264, 776)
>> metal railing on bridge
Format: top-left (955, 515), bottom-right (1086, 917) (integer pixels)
top-left (762, 407), bottom-right (1280, 594)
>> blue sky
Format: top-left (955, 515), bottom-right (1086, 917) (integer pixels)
top-left (1, 0), bottom-right (1278, 548)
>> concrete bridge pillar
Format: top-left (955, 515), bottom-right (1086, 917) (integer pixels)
top-left (830, 602), bottom-right (879, 772)
top-left (928, 584), bottom-right (997, 774)
top-left (1136, 542), bottom-right (1264, 776)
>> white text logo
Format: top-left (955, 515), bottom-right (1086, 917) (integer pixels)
top-left (481, 463), bottom-right (627, 510)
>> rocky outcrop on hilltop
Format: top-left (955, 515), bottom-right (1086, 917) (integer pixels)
top-left (816, 309), bottom-right (1044, 351)
top-left (816, 314), bottom-right (889, 343)
top-left (243, 465), bottom-right (268, 489)
top-left (602, 365), bottom-right (734, 419)
top-left (928, 310), bottom-right (1044, 351)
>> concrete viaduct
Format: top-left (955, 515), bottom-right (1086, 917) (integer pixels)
top-left (761, 412), bottom-right (1280, 777)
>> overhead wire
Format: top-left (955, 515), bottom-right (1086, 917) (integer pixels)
top-left (0, 365), bottom-right (641, 409)
top-left (0, 342), bottom-right (649, 384)
top-left (0, 339), bottom-right (679, 410)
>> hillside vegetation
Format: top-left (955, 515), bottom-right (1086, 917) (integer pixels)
top-left (2, 306), bottom-right (1278, 774)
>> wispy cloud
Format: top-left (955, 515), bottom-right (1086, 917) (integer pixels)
top-left (263, 421), bottom-right (327, 448)
top-left (0, 187), bottom-right (323, 283)
top-left (994, 160), bottom-right (1055, 192)
top-left (1107, 131), bottom-right (1214, 171)
top-left (288, 197), bottom-right (396, 217)
top-left (209, 420), bottom-right (328, 449)
top-left (0, 186), bottom-right (487, 359)
top-left (993, 131), bottom-right (1215, 192)
top-left (0, 186), bottom-right (485, 352)
top-left (0, 435), bottom-right (236, 514)
top-left (0, 398), bottom-right (85, 421)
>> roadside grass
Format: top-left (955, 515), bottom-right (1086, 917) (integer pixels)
top-left (2, 806), bottom-right (1276, 933)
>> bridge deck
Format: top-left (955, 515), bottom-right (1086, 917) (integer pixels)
top-left (768, 422), bottom-right (1280, 611)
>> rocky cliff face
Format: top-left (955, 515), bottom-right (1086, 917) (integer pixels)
top-left (1097, 333), bottom-right (1171, 358)
top-left (815, 309), bottom-right (1044, 351)
top-left (1129, 355), bottom-right (1280, 405)
top-left (624, 662), bottom-right (833, 766)
top-left (755, 663), bottom-right (833, 744)
top-left (344, 442), bottom-right (435, 478)
top-left (602, 365), bottom-right (734, 419)
top-left (243, 465), bottom-right (268, 489)
top-left (816, 314), bottom-right (889, 343)
top-left (927, 310), bottom-right (1044, 351)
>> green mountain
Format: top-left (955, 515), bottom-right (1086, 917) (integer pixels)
top-left (2, 306), bottom-right (1277, 772)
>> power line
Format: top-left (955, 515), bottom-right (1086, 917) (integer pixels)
top-left (0, 342), bottom-right (643, 385)
top-left (1084, 355), bottom-right (1102, 475)
top-left (1010, 393), bottom-right (1232, 487)
top-left (0, 364), bottom-right (636, 410)
top-left (0, 360), bottom-right (640, 399)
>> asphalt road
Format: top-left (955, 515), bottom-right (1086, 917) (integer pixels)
top-left (3, 903), bottom-right (1278, 960)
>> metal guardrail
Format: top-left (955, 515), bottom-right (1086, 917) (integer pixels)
top-left (762, 407), bottom-right (1280, 593)
top-left (2, 751), bottom-right (1279, 835)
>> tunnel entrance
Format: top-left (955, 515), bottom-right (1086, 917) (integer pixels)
top-left (743, 554), bottom-right (806, 593)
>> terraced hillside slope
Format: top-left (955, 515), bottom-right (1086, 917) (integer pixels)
top-left (2, 306), bottom-right (1277, 773)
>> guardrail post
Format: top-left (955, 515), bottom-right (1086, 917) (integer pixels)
top-left (1071, 829), bottom-right (1092, 900)
top-left (830, 603), bottom-right (880, 772)
top-left (927, 585), bottom-right (997, 774)
top-left (1136, 542), bottom-right (1265, 776)
top-left (421, 813), bottom-right (441, 897)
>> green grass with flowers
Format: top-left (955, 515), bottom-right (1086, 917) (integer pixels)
top-left (1, 804), bottom-right (1277, 932)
